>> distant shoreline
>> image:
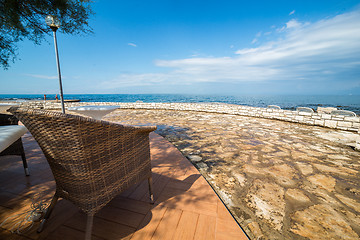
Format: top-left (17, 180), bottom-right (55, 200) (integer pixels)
top-left (1, 94), bottom-right (360, 115)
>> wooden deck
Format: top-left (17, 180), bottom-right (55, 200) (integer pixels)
top-left (0, 132), bottom-right (248, 240)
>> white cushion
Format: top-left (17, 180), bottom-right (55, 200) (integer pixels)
top-left (0, 125), bottom-right (28, 152)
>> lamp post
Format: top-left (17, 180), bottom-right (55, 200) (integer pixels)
top-left (45, 15), bottom-right (65, 114)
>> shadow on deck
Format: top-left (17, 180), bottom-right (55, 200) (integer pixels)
top-left (0, 132), bottom-right (248, 240)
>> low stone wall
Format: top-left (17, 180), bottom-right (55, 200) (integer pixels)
top-left (3, 100), bottom-right (360, 150)
top-left (10, 100), bottom-right (360, 133)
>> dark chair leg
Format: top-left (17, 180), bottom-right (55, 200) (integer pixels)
top-left (85, 214), bottom-right (94, 240)
top-left (148, 176), bottom-right (154, 204)
top-left (20, 142), bottom-right (29, 176)
top-left (37, 195), bottom-right (59, 233)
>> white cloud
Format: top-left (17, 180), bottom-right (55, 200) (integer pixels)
top-left (25, 74), bottom-right (58, 80)
top-left (101, 73), bottom-right (177, 89)
top-left (276, 26), bottom-right (286, 32)
top-left (251, 32), bottom-right (263, 44)
top-left (128, 43), bottom-right (137, 47)
top-left (289, 10), bottom-right (295, 16)
top-left (235, 46), bottom-right (272, 55)
top-left (286, 19), bottom-right (301, 28)
top-left (100, 9), bottom-right (360, 89)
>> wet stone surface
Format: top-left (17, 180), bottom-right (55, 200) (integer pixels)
top-left (103, 109), bottom-right (360, 240)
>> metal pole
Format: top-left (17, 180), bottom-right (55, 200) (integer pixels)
top-left (52, 30), bottom-right (65, 114)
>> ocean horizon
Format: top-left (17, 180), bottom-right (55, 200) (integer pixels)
top-left (1, 94), bottom-right (359, 115)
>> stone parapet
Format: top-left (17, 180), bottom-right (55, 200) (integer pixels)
top-left (6, 100), bottom-right (360, 133)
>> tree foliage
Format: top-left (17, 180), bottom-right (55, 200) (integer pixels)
top-left (0, 0), bottom-right (93, 69)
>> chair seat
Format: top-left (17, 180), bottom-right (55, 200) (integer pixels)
top-left (0, 125), bottom-right (27, 152)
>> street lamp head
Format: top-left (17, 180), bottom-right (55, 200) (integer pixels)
top-left (45, 15), bottom-right (61, 31)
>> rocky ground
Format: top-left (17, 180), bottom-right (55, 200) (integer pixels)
top-left (101, 109), bottom-right (360, 240)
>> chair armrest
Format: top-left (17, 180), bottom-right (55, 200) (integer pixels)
top-left (133, 125), bottom-right (157, 133)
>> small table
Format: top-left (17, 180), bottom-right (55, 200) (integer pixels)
top-left (67, 105), bottom-right (120, 120)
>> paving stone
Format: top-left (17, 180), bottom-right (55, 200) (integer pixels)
top-left (196, 162), bottom-right (208, 170)
top-left (285, 189), bottom-right (311, 204)
top-left (187, 155), bottom-right (202, 162)
top-left (291, 205), bottom-right (358, 240)
top-left (246, 179), bottom-right (285, 231)
top-left (296, 162), bottom-right (313, 175)
top-left (308, 174), bottom-right (336, 192)
top-left (335, 194), bottom-right (360, 212)
top-left (247, 221), bottom-right (264, 239)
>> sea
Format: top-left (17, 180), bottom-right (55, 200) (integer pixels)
top-left (1, 94), bottom-right (359, 115)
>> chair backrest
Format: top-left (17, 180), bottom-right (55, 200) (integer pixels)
top-left (9, 107), bottom-right (156, 214)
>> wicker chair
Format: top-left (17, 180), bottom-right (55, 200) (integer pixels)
top-left (0, 113), bottom-right (29, 175)
top-left (8, 107), bottom-right (157, 240)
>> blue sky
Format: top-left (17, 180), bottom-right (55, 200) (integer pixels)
top-left (1, 0), bottom-right (360, 95)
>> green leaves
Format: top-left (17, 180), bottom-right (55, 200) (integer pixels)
top-left (0, 0), bottom-right (93, 69)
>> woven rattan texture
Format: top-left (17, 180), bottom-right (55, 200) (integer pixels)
top-left (9, 107), bottom-right (156, 215)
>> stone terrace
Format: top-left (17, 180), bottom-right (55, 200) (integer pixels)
top-left (101, 108), bottom-right (360, 240)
